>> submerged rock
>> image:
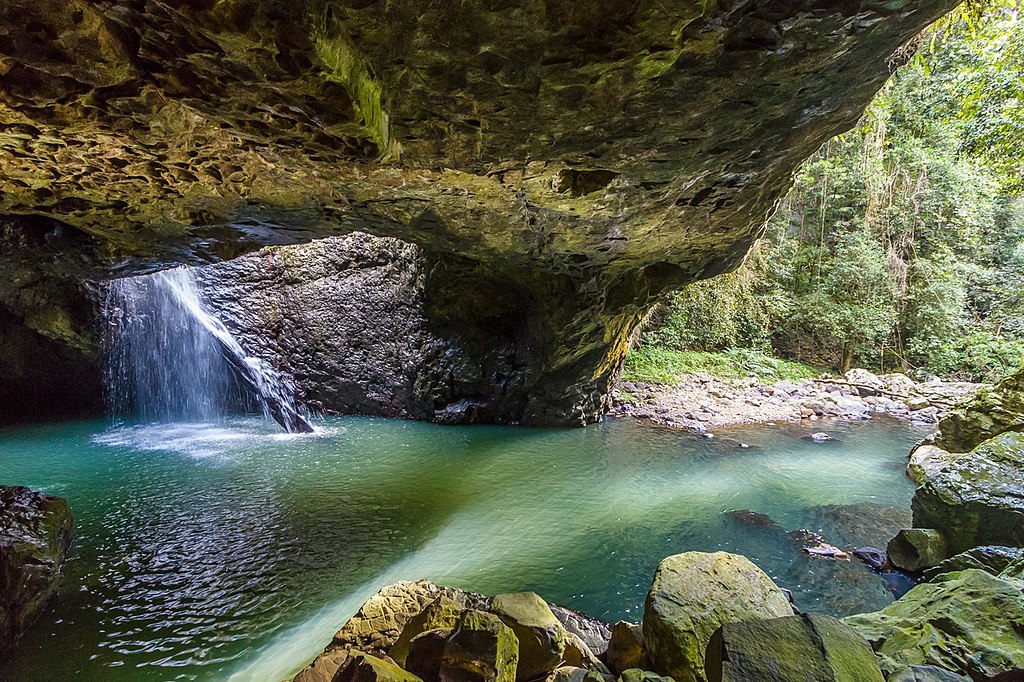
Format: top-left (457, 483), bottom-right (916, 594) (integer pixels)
top-left (642, 552), bottom-right (792, 682)
top-left (844, 569), bottom-right (1024, 679)
top-left (0, 485), bottom-right (73, 659)
top-left (911, 431), bottom-right (1024, 555)
top-left (704, 614), bottom-right (883, 682)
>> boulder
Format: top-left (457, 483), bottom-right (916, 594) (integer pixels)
top-left (334, 581), bottom-right (490, 655)
top-left (845, 369), bottom-right (884, 397)
top-left (934, 368), bottom-right (1024, 452)
top-left (336, 651), bottom-right (425, 682)
top-left (550, 667), bottom-right (609, 682)
top-left (642, 552), bottom-right (792, 682)
top-left (605, 622), bottom-right (651, 675)
top-left (887, 666), bottom-right (970, 682)
top-left (923, 545), bottom-right (1024, 580)
top-left (561, 632), bottom-right (610, 675)
top-left (491, 592), bottom-right (566, 682)
top-left (549, 605), bottom-right (611, 657)
top-left (881, 374), bottom-right (919, 397)
top-left (392, 595), bottom-right (471, 666)
top-left (0, 485), bottom-right (73, 659)
top-left (406, 629), bottom-right (452, 682)
top-left (911, 431), bottom-right (1024, 555)
top-left (704, 614), bottom-right (883, 682)
top-left (1000, 557), bottom-right (1024, 582)
top-left (906, 445), bottom-right (960, 485)
top-left (617, 669), bottom-right (675, 682)
top-left (294, 649), bottom-right (353, 682)
top-left (887, 529), bottom-right (948, 572)
top-left (441, 610), bottom-right (519, 682)
top-left (844, 569), bottom-right (1024, 679)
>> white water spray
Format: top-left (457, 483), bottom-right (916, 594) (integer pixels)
top-left (103, 267), bottom-right (314, 432)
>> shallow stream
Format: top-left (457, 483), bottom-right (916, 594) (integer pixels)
top-left (0, 416), bottom-right (925, 681)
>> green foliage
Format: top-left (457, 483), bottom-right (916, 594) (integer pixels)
top-left (637, 10), bottom-right (1024, 381)
top-left (623, 346), bottom-right (820, 385)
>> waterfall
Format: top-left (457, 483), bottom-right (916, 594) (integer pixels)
top-left (103, 267), bottom-right (314, 433)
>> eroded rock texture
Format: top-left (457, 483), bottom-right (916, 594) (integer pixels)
top-left (0, 0), bottom-right (956, 424)
top-left (0, 486), bottom-right (73, 659)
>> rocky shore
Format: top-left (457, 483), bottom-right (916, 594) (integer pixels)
top-left (610, 369), bottom-right (983, 432)
top-left (293, 548), bottom-right (1024, 682)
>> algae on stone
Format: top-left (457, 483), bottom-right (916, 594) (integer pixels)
top-left (844, 569), bottom-right (1024, 679)
top-left (642, 552), bottom-right (792, 682)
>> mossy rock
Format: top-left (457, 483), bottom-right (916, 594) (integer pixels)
top-left (441, 610), bottom-right (519, 682)
top-left (911, 431), bottom-right (1024, 555)
top-left (491, 592), bottom-right (566, 682)
top-left (642, 552), bottom-right (792, 682)
top-left (922, 545), bottom-right (1024, 580)
top-left (887, 529), bottom-right (948, 572)
top-left (935, 368), bottom-right (1024, 453)
top-left (704, 614), bottom-right (883, 682)
top-left (335, 651), bottom-right (425, 682)
top-left (843, 569), bottom-right (1024, 679)
top-left (617, 669), bottom-right (675, 682)
top-left (392, 595), bottom-right (468, 666)
top-left (406, 628), bottom-right (452, 682)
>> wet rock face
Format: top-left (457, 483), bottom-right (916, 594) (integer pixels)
top-left (0, 486), bottom-right (74, 659)
top-left (912, 431), bottom-right (1024, 556)
top-left (0, 0), bottom-right (957, 424)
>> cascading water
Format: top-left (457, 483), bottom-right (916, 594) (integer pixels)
top-left (103, 267), bottom-right (314, 433)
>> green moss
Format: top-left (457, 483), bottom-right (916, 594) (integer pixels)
top-left (622, 347), bottom-right (821, 385)
top-left (312, 16), bottom-right (400, 161)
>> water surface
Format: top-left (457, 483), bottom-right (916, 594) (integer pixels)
top-left (0, 416), bottom-right (925, 681)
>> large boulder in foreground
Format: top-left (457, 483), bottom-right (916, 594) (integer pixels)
top-left (704, 614), bottom-right (883, 682)
top-left (336, 651), bottom-right (426, 682)
top-left (844, 569), bottom-right (1024, 679)
top-left (440, 610), bottom-right (519, 682)
top-left (911, 431), bottom-right (1024, 556)
top-left (491, 592), bottom-right (566, 682)
top-left (642, 552), bottom-right (792, 682)
top-left (0, 485), bottom-right (73, 659)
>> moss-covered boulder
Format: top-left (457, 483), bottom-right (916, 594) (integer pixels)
top-left (0, 485), bottom-right (73, 659)
top-left (935, 368), bottom-right (1024, 452)
top-left (491, 592), bottom-right (566, 682)
top-left (441, 610), bottom-right (519, 682)
top-left (336, 651), bottom-right (426, 682)
top-left (406, 629), bottom-right (452, 682)
top-left (922, 545), bottom-right (1024, 580)
top-left (642, 552), bottom-right (792, 682)
top-left (906, 445), bottom-right (960, 486)
top-left (617, 669), bottom-right (675, 682)
top-left (392, 595), bottom-right (472, 666)
top-left (887, 529), bottom-right (949, 572)
top-left (843, 569), bottom-right (1024, 679)
top-left (911, 431), bottom-right (1024, 555)
top-left (704, 614), bottom-right (883, 682)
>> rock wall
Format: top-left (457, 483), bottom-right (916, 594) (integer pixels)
top-left (196, 232), bottom-right (607, 424)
